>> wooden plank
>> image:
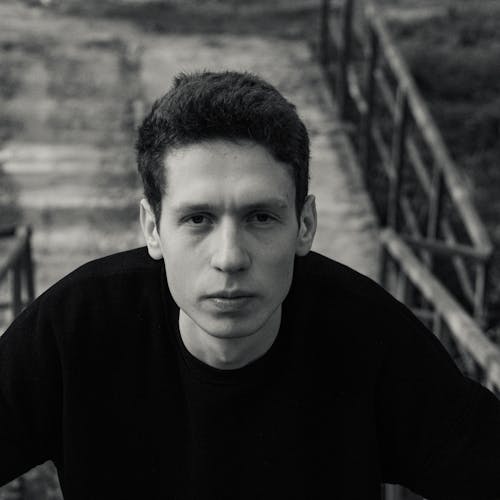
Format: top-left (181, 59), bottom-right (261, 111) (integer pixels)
top-left (401, 235), bottom-right (490, 260)
top-left (12, 263), bottom-right (22, 317)
top-left (374, 68), bottom-right (396, 115)
top-left (361, 26), bottom-right (379, 177)
top-left (473, 261), bottom-right (488, 325)
top-left (411, 307), bottom-right (435, 322)
top-left (406, 136), bottom-right (431, 195)
top-left (337, 0), bottom-right (354, 120)
top-left (380, 228), bottom-right (500, 391)
top-left (387, 87), bottom-right (409, 230)
top-left (400, 197), bottom-right (422, 237)
top-left (0, 231), bottom-right (28, 283)
top-left (347, 65), bottom-right (367, 115)
top-left (319, 0), bottom-right (331, 65)
top-left (371, 122), bottom-right (391, 170)
top-left (427, 165), bottom-right (444, 240)
top-left (441, 221), bottom-right (476, 305)
top-left (24, 226), bottom-right (35, 303)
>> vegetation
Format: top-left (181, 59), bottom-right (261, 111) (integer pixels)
top-left (56, 0), bottom-right (319, 40)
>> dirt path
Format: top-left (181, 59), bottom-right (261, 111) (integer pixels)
top-left (0, 1), bottom-right (379, 497)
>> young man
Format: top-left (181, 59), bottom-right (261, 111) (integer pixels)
top-left (1, 71), bottom-right (499, 499)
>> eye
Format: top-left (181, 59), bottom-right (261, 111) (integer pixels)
top-left (184, 214), bottom-right (212, 226)
top-left (249, 212), bottom-right (276, 224)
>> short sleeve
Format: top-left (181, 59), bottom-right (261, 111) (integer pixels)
top-left (376, 302), bottom-right (500, 499)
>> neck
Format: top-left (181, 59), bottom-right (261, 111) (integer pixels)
top-left (178, 307), bottom-right (281, 370)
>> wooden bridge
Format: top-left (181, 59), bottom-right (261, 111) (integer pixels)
top-left (0, 1), bottom-right (499, 499)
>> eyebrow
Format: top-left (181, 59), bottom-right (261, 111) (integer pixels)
top-left (173, 198), bottom-right (290, 215)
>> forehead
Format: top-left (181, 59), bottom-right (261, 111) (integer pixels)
top-left (162, 140), bottom-right (295, 209)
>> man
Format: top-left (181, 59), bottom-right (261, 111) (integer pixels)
top-left (1, 71), bottom-right (499, 499)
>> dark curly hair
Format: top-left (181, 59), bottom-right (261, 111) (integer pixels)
top-left (136, 70), bottom-right (310, 224)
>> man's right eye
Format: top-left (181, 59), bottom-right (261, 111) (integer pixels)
top-left (185, 214), bottom-right (211, 226)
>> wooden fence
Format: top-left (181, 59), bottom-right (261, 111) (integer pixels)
top-left (318, 0), bottom-right (500, 498)
top-left (0, 225), bottom-right (35, 329)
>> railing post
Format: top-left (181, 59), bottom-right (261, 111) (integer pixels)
top-left (12, 259), bottom-right (22, 318)
top-left (361, 26), bottom-right (379, 181)
top-left (337, 0), bottom-right (354, 121)
top-left (24, 225), bottom-right (35, 303)
top-left (379, 246), bottom-right (388, 287)
top-left (423, 164), bottom-right (444, 270)
top-left (387, 87), bottom-right (409, 231)
top-left (319, 0), bottom-right (331, 66)
top-left (473, 260), bottom-right (488, 327)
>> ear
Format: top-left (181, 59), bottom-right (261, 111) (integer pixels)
top-left (295, 195), bottom-right (317, 256)
top-left (139, 199), bottom-right (163, 260)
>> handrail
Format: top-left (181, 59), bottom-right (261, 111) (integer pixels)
top-left (0, 225), bottom-right (35, 323)
top-left (318, 0), bottom-right (493, 324)
top-left (366, 5), bottom-right (492, 252)
top-left (381, 228), bottom-right (500, 392)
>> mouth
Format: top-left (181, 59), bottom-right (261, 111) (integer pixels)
top-left (205, 290), bottom-right (255, 300)
top-left (203, 293), bottom-right (256, 312)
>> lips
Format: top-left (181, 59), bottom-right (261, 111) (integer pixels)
top-left (204, 290), bottom-right (255, 299)
top-left (203, 291), bottom-right (256, 312)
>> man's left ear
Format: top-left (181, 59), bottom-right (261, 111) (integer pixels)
top-left (295, 195), bottom-right (317, 256)
top-left (140, 199), bottom-right (163, 260)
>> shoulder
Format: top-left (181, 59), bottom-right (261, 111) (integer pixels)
top-left (54, 246), bottom-right (159, 284)
top-left (42, 246), bottom-right (160, 298)
top-left (289, 251), bottom-right (440, 372)
top-left (292, 250), bottom-right (395, 311)
top-left (9, 247), bottom-right (165, 335)
top-left (292, 250), bottom-right (434, 336)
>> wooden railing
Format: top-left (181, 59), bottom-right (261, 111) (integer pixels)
top-left (319, 0), bottom-right (493, 325)
top-left (381, 228), bottom-right (500, 393)
top-left (318, 1), bottom-right (499, 498)
top-left (0, 225), bottom-right (35, 329)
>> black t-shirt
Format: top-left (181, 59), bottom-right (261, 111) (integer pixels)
top-left (1, 248), bottom-right (499, 499)
top-left (171, 291), bottom-right (308, 499)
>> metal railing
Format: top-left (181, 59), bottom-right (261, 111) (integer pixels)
top-left (318, 1), bottom-right (499, 498)
top-left (0, 225), bottom-right (35, 329)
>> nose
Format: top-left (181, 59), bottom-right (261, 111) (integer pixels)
top-left (210, 219), bottom-right (250, 273)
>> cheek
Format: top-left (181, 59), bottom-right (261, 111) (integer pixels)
top-left (162, 243), bottom-right (200, 301)
top-left (263, 232), bottom-right (297, 264)
top-left (262, 243), bottom-right (296, 288)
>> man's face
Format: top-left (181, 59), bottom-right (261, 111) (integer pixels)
top-left (141, 139), bottom-right (316, 341)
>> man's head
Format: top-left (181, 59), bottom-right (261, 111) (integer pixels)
top-left (137, 71), bottom-right (317, 365)
top-left (136, 70), bottom-right (310, 224)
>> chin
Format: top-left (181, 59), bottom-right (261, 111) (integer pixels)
top-left (203, 322), bottom-right (261, 340)
top-left (199, 315), bottom-right (267, 340)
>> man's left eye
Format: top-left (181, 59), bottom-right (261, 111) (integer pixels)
top-left (250, 213), bottom-right (275, 224)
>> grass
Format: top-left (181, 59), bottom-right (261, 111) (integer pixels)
top-left (56, 0), bottom-right (320, 40)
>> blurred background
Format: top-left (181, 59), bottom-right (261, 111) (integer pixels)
top-left (0, 0), bottom-right (499, 498)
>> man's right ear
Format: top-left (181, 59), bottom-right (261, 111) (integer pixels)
top-left (139, 199), bottom-right (163, 260)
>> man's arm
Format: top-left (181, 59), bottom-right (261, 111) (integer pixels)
top-left (0, 298), bottom-right (62, 486)
top-left (376, 302), bottom-right (500, 499)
